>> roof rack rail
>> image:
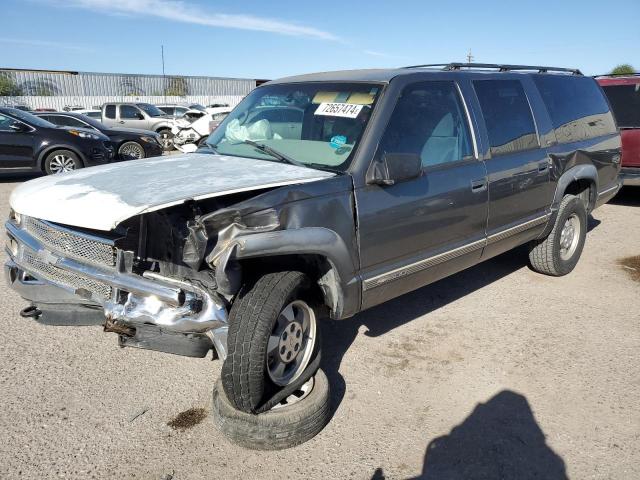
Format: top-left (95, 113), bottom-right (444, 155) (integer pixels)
top-left (403, 63), bottom-right (583, 75)
top-left (593, 72), bottom-right (640, 78)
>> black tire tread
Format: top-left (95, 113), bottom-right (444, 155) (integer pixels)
top-left (221, 270), bottom-right (308, 413)
top-left (529, 194), bottom-right (586, 276)
top-left (213, 369), bottom-right (331, 450)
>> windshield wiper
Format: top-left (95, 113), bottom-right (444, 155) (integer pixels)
top-left (238, 140), bottom-right (306, 168)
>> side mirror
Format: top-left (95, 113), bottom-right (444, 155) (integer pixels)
top-left (135, 113), bottom-right (145, 120)
top-left (370, 152), bottom-right (422, 186)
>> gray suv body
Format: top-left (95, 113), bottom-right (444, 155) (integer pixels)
top-left (5, 64), bottom-right (622, 416)
top-left (100, 102), bottom-right (178, 150)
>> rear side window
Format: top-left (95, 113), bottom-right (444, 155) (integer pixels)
top-left (601, 84), bottom-right (640, 128)
top-left (534, 75), bottom-right (616, 143)
top-left (377, 81), bottom-right (474, 168)
top-left (104, 105), bottom-right (115, 119)
top-left (474, 80), bottom-right (539, 156)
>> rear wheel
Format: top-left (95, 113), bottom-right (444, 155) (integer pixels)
top-left (221, 271), bottom-right (320, 413)
top-left (43, 149), bottom-right (82, 175)
top-left (118, 141), bottom-right (145, 160)
top-left (529, 194), bottom-right (587, 276)
top-left (157, 129), bottom-right (174, 151)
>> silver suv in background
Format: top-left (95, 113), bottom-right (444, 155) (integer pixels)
top-left (100, 102), bottom-right (178, 150)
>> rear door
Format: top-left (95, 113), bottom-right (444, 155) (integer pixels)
top-left (472, 78), bottom-right (552, 257)
top-left (0, 113), bottom-right (35, 169)
top-left (356, 80), bottom-right (488, 308)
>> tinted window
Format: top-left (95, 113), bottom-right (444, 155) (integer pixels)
top-left (50, 115), bottom-right (87, 128)
top-left (0, 114), bottom-right (21, 131)
top-left (601, 84), bottom-right (640, 128)
top-left (120, 105), bottom-right (142, 120)
top-left (474, 80), bottom-right (538, 156)
top-left (105, 105), bottom-right (116, 119)
top-left (159, 107), bottom-right (174, 115)
top-left (378, 81), bottom-right (473, 168)
top-left (534, 75), bottom-right (616, 143)
top-left (5, 109), bottom-right (54, 128)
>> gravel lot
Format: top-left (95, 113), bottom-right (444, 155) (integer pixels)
top-left (0, 175), bottom-right (638, 480)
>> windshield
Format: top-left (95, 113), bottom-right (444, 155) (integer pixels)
top-left (189, 103), bottom-right (207, 112)
top-left (206, 82), bottom-right (382, 172)
top-left (137, 103), bottom-right (166, 117)
top-left (7, 108), bottom-right (55, 128)
top-left (602, 84), bottom-right (640, 128)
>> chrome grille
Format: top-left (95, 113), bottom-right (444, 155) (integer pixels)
top-left (21, 249), bottom-right (112, 300)
top-left (23, 217), bottom-right (116, 267)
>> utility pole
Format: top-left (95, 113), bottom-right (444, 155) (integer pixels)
top-left (161, 45), bottom-right (166, 103)
top-left (466, 49), bottom-right (474, 64)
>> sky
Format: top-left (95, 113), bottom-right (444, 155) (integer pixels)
top-left (1, 0), bottom-right (639, 79)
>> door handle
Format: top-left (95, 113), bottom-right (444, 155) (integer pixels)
top-left (471, 179), bottom-right (487, 193)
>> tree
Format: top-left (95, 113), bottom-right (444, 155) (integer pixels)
top-left (164, 76), bottom-right (189, 97)
top-left (0, 72), bottom-right (22, 96)
top-left (610, 64), bottom-right (635, 75)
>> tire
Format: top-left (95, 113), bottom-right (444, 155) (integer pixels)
top-left (529, 194), bottom-right (587, 276)
top-left (118, 141), bottom-right (146, 160)
top-left (157, 129), bottom-right (174, 151)
top-left (213, 369), bottom-right (330, 450)
top-left (221, 271), bottom-right (320, 413)
top-left (43, 149), bottom-right (82, 175)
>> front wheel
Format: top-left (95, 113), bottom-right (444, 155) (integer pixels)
top-left (43, 149), bottom-right (82, 175)
top-left (221, 271), bottom-right (320, 413)
top-left (529, 194), bottom-right (587, 276)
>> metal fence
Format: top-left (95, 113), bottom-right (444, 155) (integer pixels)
top-left (0, 69), bottom-right (257, 110)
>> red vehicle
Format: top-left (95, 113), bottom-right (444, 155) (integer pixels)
top-left (597, 74), bottom-right (640, 186)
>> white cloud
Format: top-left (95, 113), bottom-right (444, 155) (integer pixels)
top-left (363, 49), bottom-right (409, 61)
top-left (0, 37), bottom-right (93, 52)
top-left (52, 0), bottom-right (339, 41)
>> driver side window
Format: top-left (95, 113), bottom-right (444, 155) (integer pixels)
top-left (378, 81), bottom-right (474, 169)
top-left (120, 105), bottom-right (142, 120)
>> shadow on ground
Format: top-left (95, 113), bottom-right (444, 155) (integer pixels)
top-left (610, 186), bottom-right (640, 207)
top-left (371, 390), bottom-right (567, 480)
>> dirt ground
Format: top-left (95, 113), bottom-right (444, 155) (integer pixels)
top-left (0, 177), bottom-right (638, 480)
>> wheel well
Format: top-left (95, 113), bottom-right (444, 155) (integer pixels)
top-left (155, 127), bottom-right (171, 133)
top-left (237, 254), bottom-right (338, 316)
top-left (37, 145), bottom-right (86, 170)
top-left (564, 179), bottom-right (594, 211)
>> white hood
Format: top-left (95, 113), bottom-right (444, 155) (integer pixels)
top-left (10, 153), bottom-right (335, 231)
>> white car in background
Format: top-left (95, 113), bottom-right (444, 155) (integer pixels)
top-left (74, 109), bottom-right (102, 121)
top-left (171, 107), bottom-right (232, 151)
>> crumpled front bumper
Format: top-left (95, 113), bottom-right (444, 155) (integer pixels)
top-left (5, 218), bottom-right (229, 358)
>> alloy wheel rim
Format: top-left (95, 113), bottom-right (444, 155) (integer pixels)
top-left (559, 213), bottom-right (580, 261)
top-left (49, 155), bottom-right (76, 173)
top-left (159, 132), bottom-right (173, 149)
top-left (120, 143), bottom-right (144, 159)
top-left (266, 300), bottom-right (317, 387)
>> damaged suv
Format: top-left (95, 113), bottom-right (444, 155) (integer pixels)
top-left (5, 63), bottom-right (621, 446)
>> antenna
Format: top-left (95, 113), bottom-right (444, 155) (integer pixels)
top-left (466, 49), bottom-right (474, 64)
top-left (161, 45), bottom-right (166, 104)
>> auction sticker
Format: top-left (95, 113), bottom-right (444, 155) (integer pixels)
top-left (315, 102), bottom-right (363, 118)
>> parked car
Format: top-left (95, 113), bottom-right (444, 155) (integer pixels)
top-left (74, 109), bottom-right (103, 121)
top-left (597, 73), bottom-right (640, 186)
top-left (5, 63), bottom-right (621, 448)
top-left (0, 107), bottom-right (114, 174)
top-left (62, 105), bottom-right (85, 112)
top-left (156, 104), bottom-right (191, 118)
top-left (171, 107), bottom-right (232, 151)
top-left (100, 102), bottom-right (179, 150)
top-left (35, 111), bottom-right (163, 160)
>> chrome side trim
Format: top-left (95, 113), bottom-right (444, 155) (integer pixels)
top-left (363, 213), bottom-right (552, 291)
top-left (597, 183), bottom-right (620, 198)
top-left (363, 238), bottom-right (486, 291)
top-left (487, 213), bottom-right (551, 245)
